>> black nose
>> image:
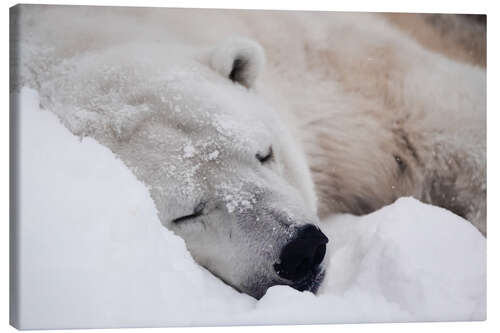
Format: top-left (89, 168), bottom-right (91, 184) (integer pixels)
top-left (274, 224), bottom-right (329, 282)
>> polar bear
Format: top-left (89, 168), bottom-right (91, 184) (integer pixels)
top-left (12, 5), bottom-right (486, 299)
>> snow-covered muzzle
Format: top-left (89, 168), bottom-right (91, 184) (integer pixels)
top-left (164, 179), bottom-right (328, 299)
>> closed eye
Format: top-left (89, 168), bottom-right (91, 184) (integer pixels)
top-left (256, 146), bottom-right (273, 164)
top-left (172, 202), bottom-right (206, 224)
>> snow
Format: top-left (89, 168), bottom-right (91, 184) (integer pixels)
top-left (183, 143), bottom-right (196, 158)
top-left (207, 150), bottom-right (220, 160)
top-left (15, 87), bottom-right (486, 329)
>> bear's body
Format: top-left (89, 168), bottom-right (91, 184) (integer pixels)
top-left (12, 5), bottom-right (486, 297)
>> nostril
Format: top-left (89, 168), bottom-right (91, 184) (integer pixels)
top-left (300, 224), bottom-right (329, 244)
top-left (274, 224), bottom-right (329, 282)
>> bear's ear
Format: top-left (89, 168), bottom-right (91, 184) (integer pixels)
top-left (210, 38), bottom-right (265, 88)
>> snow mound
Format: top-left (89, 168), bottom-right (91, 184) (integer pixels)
top-left (320, 197), bottom-right (486, 323)
top-left (14, 88), bottom-right (486, 329)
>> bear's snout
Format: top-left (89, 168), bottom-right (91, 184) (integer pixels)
top-left (274, 224), bottom-right (328, 285)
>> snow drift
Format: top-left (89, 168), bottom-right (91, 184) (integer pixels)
top-left (14, 87), bottom-right (486, 329)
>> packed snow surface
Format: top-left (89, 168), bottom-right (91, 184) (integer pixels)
top-left (16, 88), bottom-right (486, 329)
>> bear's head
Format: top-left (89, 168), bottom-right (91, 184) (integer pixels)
top-left (40, 38), bottom-right (329, 299)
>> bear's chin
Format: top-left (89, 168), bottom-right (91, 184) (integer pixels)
top-left (249, 265), bottom-right (326, 300)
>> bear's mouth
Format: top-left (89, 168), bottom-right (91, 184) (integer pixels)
top-left (290, 266), bottom-right (326, 294)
